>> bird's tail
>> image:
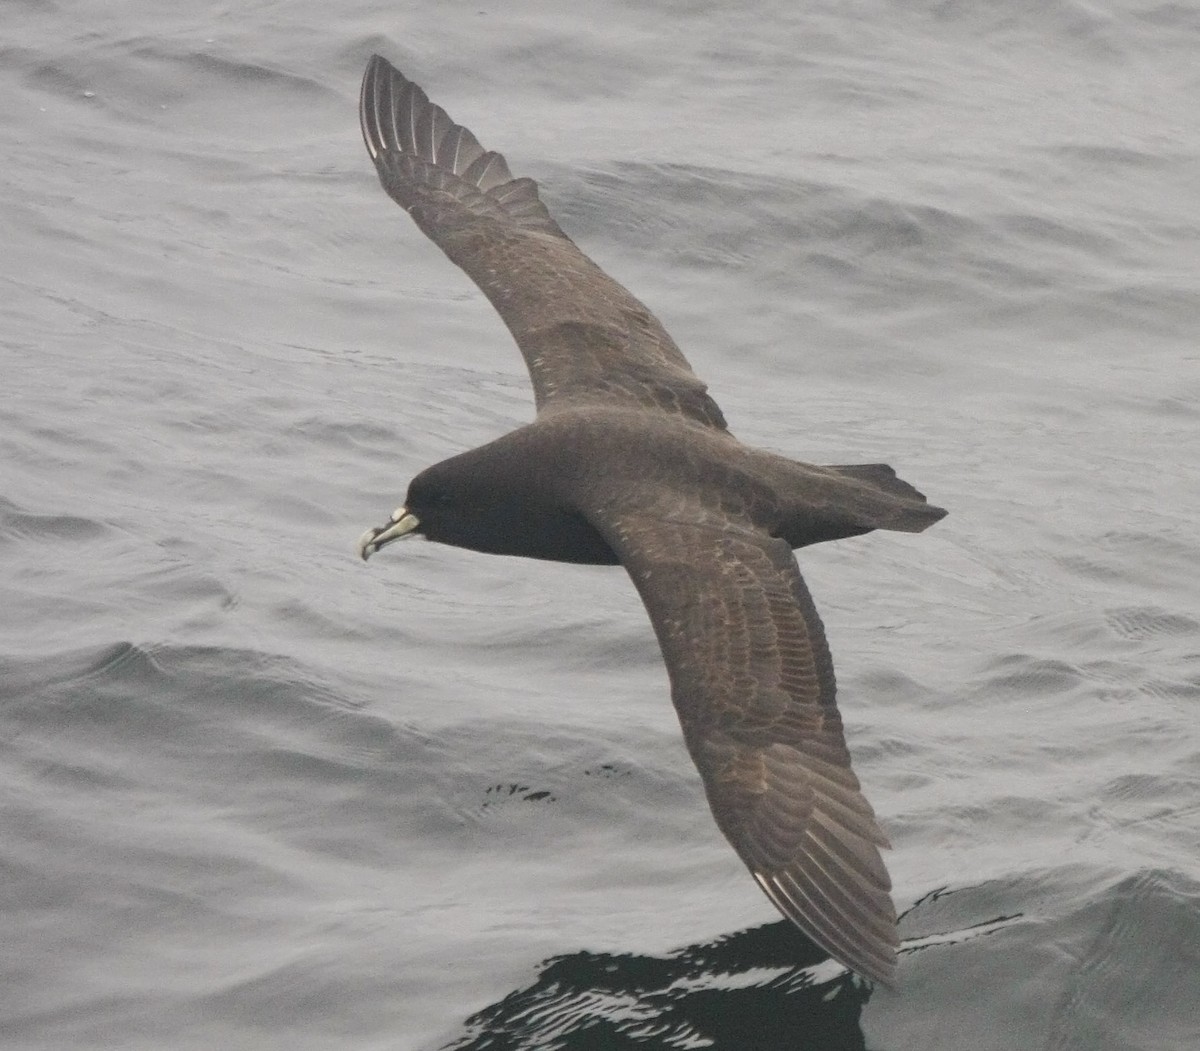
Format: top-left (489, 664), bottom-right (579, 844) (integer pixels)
top-left (827, 463), bottom-right (947, 533)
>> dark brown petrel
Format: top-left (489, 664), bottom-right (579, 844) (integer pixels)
top-left (356, 54), bottom-right (946, 986)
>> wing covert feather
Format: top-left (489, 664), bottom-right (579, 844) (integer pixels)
top-left (593, 507), bottom-right (899, 985)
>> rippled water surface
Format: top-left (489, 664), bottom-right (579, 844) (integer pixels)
top-left (4, 2), bottom-right (1199, 1048)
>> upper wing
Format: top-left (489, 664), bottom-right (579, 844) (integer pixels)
top-left (592, 505), bottom-right (899, 985)
top-left (359, 55), bottom-right (727, 430)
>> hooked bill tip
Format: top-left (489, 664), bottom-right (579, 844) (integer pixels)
top-left (357, 527), bottom-right (380, 561)
top-left (356, 508), bottom-right (419, 562)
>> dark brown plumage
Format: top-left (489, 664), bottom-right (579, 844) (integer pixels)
top-left (355, 54), bottom-right (946, 986)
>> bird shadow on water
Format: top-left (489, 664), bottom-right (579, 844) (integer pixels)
top-left (438, 891), bottom-right (1021, 1050)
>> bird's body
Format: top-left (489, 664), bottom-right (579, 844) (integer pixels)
top-left (407, 406), bottom-right (939, 564)
top-left (355, 54), bottom-right (946, 986)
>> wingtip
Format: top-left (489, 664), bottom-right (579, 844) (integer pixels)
top-left (356, 56), bottom-right (567, 240)
top-left (362, 53), bottom-right (393, 82)
top-left (753, 868), bottom-right (899, 988)
top-left (359, 55), bottom-right (384, 160)
top-left (359, 54), bottom-right (409, 162)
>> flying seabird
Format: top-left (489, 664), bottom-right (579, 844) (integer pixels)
top-left (355, 54), bottom-right (946, 986)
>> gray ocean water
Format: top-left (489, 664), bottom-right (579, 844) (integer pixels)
top-left (4, 2), bottom-right (1199, 1048)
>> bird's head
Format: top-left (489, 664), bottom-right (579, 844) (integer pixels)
top-left (357, 454), bottom-right (534, 561)
top-left (355, 439), bottom-right (616, 566)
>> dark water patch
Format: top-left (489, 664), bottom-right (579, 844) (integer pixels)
top-left (0, 496), bottom-right (109, 547)
top-left (441, 920), bottom-right (873, 1051)
top-left (438, 887), bottom-right (1025, 1051)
